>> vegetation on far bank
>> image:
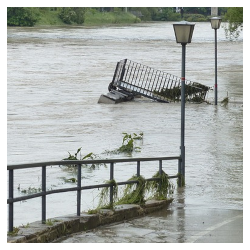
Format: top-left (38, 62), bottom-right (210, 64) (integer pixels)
top-left (7, 7), bottom-right (243, 39)
top-left (6, 7), bottom-right (234, 26)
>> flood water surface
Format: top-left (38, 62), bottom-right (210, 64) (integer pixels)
top-left (7, 22), bottom-right (243, 227)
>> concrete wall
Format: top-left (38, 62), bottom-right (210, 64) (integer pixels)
top-left (7, 199), bottom-right (172, 243)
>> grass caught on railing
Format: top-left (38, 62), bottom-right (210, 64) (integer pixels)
top-left (146, 171), bottom-right (175, 200)
top-left (7, 227), bottom-right (20, 236)
top-left (153, 83), bottom-right (210, 103)
top-left (98, 180), bottom-right (118, 209)
top-left (116, 175), bottom-right (146, 205)
top-left (94, 170), bottom-right (175, 212)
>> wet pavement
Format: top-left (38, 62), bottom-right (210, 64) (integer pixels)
top-left (59, 199), bottom-right (243, 243)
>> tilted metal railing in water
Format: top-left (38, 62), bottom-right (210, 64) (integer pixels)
top-left (7, 156), bottom-right (181, 233)
top-left (109, 59), bottom-right (210, 103)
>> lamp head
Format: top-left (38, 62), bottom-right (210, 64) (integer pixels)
top-left (210, 17), bottom-right (222, 29)
top-left (173, 21), bottom-right (195, 44)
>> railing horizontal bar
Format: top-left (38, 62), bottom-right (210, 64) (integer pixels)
top-left (81, 183), bottom-right (112, 190)
top-left (46, 187), bottom-right (78, 195)
top-left (168, 175), bottom-right (179, 179)
top-left (116, 180), bottom-right (139, 186)
top-left (7, 187), bottom-right (79, 203)
top-left (7, 156), bottom-right (181, 170)
top-left (8, 192), bottom-right (44, 203)
top-left (7, 175), bottom-right (178, 204)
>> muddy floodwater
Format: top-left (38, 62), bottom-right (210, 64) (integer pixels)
top-left (7, 22), bottom-right (243, 228)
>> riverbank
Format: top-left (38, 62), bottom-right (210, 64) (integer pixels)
top-left (8, 8), bottom-right (214, 28)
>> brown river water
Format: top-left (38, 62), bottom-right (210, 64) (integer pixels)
top-left (7, 22), bottom-right (243, 227)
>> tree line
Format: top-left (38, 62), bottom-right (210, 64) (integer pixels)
top-left (7, 7), bottom-right (243, 38)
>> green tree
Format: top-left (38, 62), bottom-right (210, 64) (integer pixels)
top-left (153, 7), bottom-right (181, 21)
top-left (184, 7), bottom-right (210, 15)
top-left (224, 7), bottom-right (243, 40)
top-left (59, 7), bottom-right (86, 24)
top-left (130, 7), bottom-right (152, 21)
top-left (72, 7), bottom-right (86, 24)
top-left (7, 7), bottom-right (39, 26)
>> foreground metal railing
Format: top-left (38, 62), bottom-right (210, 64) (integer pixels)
top-left (7, 156), bottom-right (181, 232)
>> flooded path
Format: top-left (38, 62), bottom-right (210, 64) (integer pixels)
top-left (59, 205), bottom-right (243, 243)
top-left (7, 22), bottom-right (243, 235)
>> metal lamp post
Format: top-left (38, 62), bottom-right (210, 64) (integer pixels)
top-left (210, 17), bottom-right (222, 105)
top-left (173, 21), bottom-right (195, 184)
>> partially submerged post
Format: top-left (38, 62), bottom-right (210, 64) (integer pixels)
top-left (210, 16), bottom-right (222, 105)
top-left (173, 21), bottom-right (195, 184)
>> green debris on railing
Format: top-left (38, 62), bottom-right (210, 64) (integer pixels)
top-left (153, 82), bottom-right (210, 103)
top-left (94, 170), bottom-right (175, 212)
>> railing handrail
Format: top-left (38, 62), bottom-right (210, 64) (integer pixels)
top-left (7, 156), bottom-right (181, 170)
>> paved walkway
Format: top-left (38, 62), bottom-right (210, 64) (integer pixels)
top-left (59, 201), bottom-right (243, 243)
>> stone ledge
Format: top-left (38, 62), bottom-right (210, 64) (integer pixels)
top-left (7, 199), bottom-right (173, 243)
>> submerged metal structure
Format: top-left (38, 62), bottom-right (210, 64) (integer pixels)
top-left (98, 59), bottom-right (210, 104)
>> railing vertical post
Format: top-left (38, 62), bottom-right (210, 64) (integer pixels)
top-left (77, 164), bottom-right (82, 216)
top-left (42, 166), bottom-right (46, 223)
top-left (121, 59), bottom-right (128, 81)
top-left (178, 157), bottom-right (182, 187)
top-left (214, 28), bottom-right (218, 105)
top-left (110, 162), bottom-right (114, 206)
top-left (159, 160), bottom-right (162, 191)
top-left (137, 161), bottom-right (140, 177)
top-left (159, 160), bottom-right (162, 175)
top-left (8, 169), bottom-right (14, 232)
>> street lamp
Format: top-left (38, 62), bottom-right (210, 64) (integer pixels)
top-left (210, 17), bottom-right (222, 105)
top-left (173, 21), bottom-right (195, 185)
